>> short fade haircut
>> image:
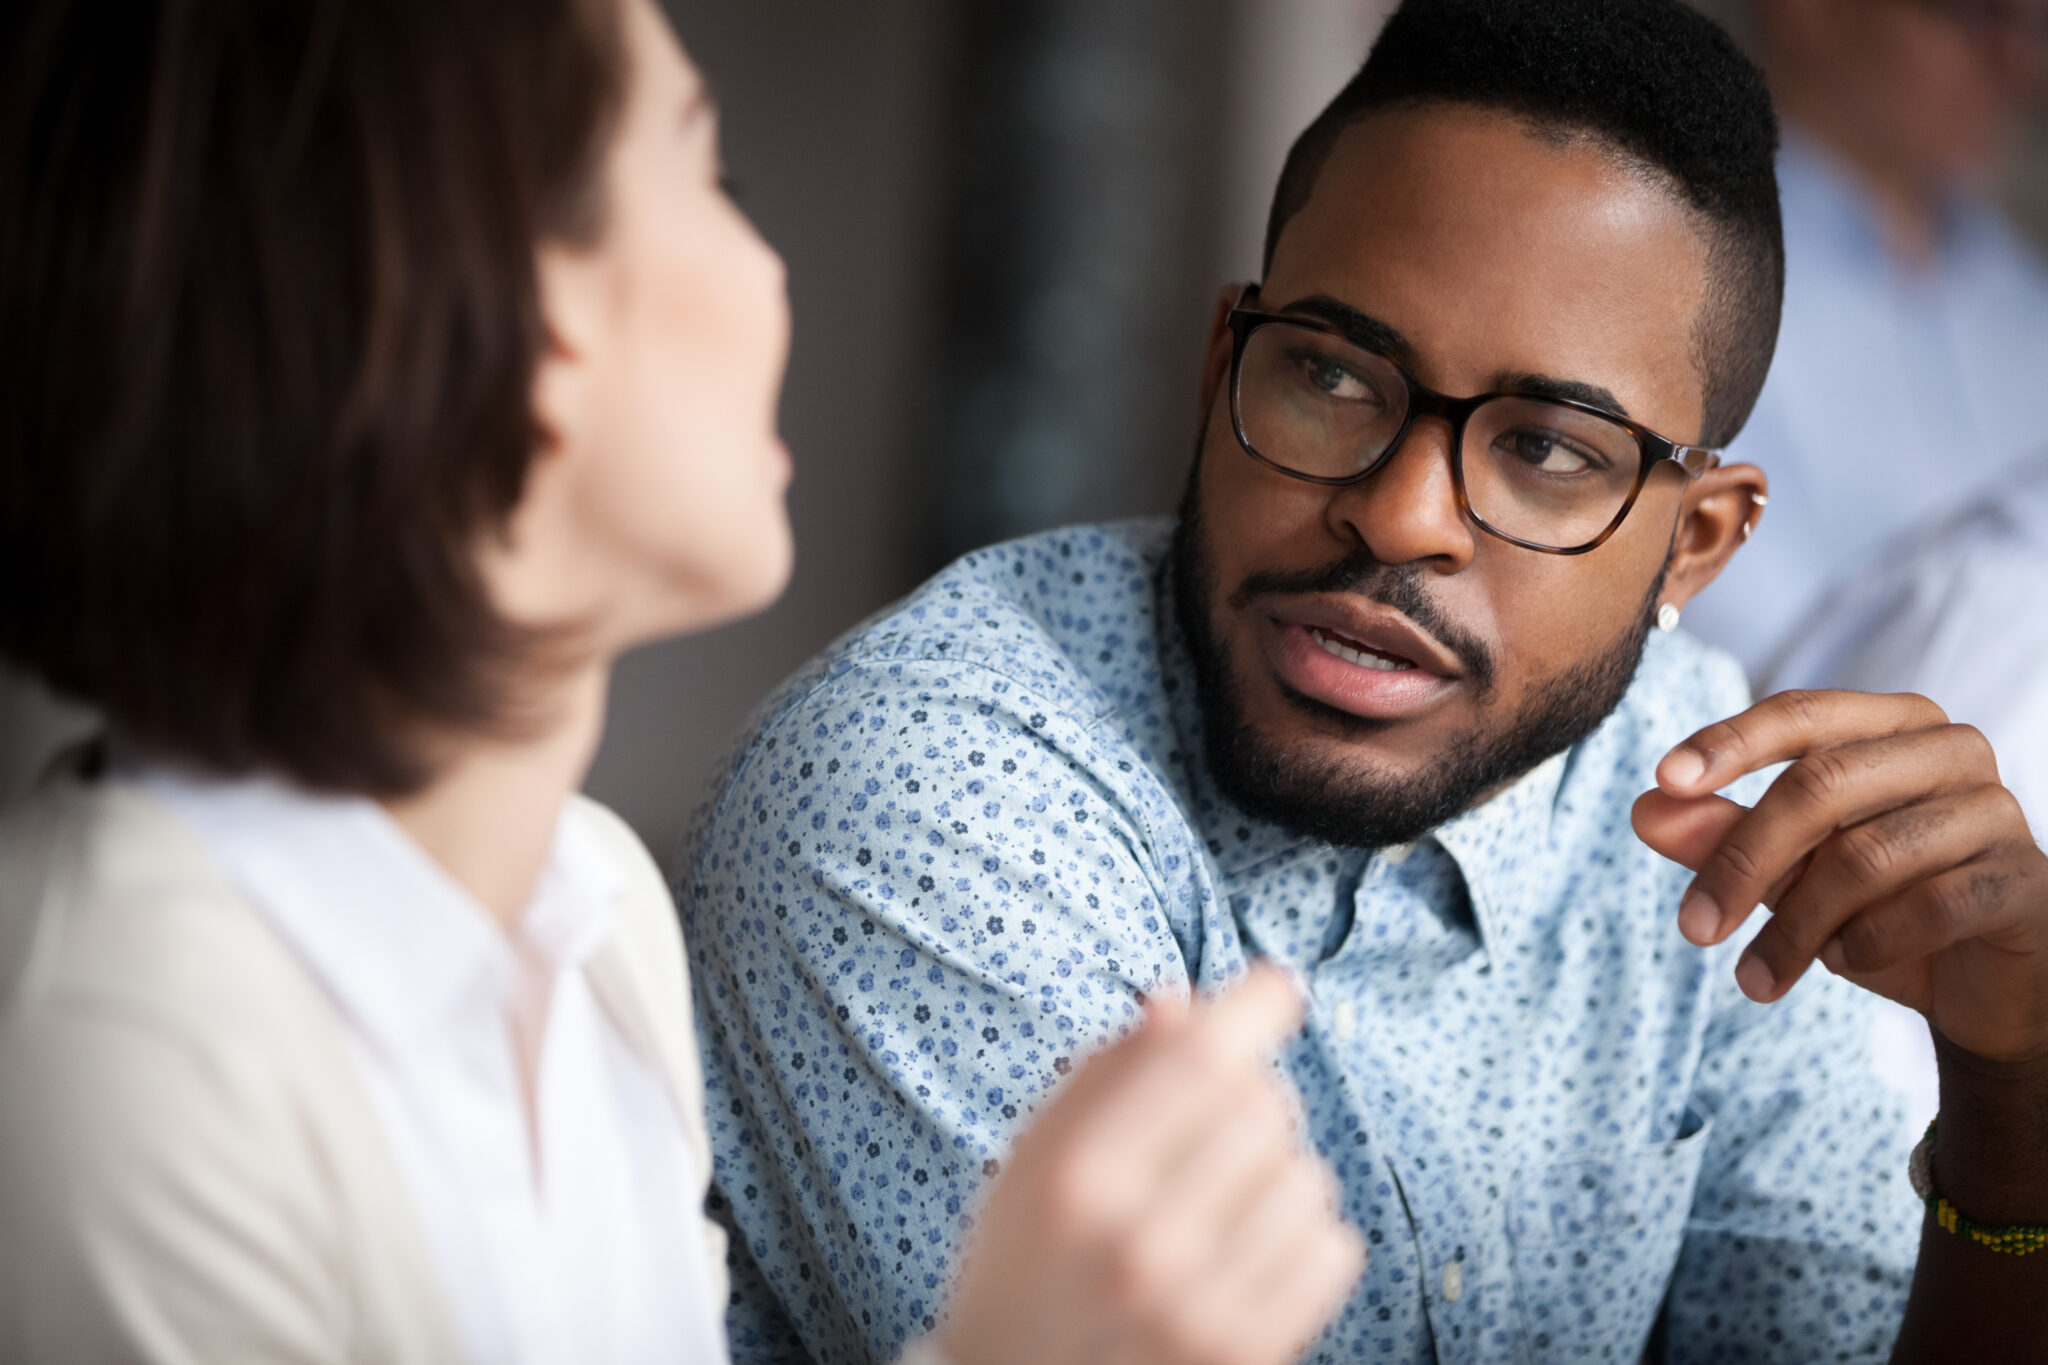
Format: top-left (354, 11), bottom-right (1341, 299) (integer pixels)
top-left (1263, 0), bottom-right (1783, 449)
top-left (0, 0), bottom-right (625, 795)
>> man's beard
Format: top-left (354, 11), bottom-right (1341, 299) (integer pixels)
top-left (1169, 461), bottom-right (1666, 851)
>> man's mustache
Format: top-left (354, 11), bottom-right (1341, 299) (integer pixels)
top-left (1228, 551), bottom-right (1497, 693)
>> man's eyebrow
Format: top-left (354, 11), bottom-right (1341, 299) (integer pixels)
top-left (1273, 294), bottom-right (1414, 363)
top-left (1272, 293), bottom-right (1635, 418)
top-left (1496, 371), bottom-right (1631, 419)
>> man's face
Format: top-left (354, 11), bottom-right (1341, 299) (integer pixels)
top-left (1177, 104), bottom-right (1714, 848)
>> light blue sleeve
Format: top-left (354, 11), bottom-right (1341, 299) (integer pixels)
top-left (680, 657), bottom-right (1196, 1365)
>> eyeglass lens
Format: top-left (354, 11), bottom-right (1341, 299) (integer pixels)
top-left (1235, 320), bottom-right (1644, 551)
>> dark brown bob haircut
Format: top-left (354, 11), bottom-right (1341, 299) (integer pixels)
top-left (0, 0), bottom-right (626, 796)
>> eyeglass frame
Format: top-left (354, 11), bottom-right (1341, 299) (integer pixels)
top-left (1222, 284), bottom-right (1721, 555)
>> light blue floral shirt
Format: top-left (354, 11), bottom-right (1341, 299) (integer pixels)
top-left (680, 518), bottom-right (1920, 1365)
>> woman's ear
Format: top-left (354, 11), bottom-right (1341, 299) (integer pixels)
top-left (1661, 462), bottom-right (1768, 611)
top-left (530, 243), bottom-right (609, 463)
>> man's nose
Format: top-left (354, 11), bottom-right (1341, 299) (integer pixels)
top-left (1323, 417), bottom-right (1477, 571)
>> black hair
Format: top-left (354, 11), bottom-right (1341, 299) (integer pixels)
top-left (1262, 0), bottom-right (1783, 448)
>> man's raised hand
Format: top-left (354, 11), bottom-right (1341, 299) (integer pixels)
top-left (1631, 688), bottom-right (2048, 1066)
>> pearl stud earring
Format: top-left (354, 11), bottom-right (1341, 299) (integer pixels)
top-left (1657, 602), bottom-right (1681, 633)
top-left (1741, 490), bottom-right (1769, 542)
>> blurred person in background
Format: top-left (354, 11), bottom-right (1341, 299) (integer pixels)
top-left (1685, 0), bottom-right (2048, 1139)
top-left (684, 1), bottom-right (2048, 1361)
top-left (0, 2), bottom-right (1363, 1363)
top-left (1686, 0), bottom-right (2048, 673)
top-left (1773, 452), bottom-right (2048, 841)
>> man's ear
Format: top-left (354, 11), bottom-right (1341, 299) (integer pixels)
top-left (1196, 283), bottom-right (1245, 420)
top-left (530, 242), bottom-right (609, 466)
top-left (1662, 462), bottom-right (1768, 610)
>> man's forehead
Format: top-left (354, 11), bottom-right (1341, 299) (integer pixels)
top-left (1264, 103), bottom-right (1709, 431)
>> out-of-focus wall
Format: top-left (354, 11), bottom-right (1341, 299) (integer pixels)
top-left (917, 0), bottom-right (1232, 565)
top-left (0, 1), bottom-right (1395, 862)
top-left (1215, 0), bottom-right (1393, 280)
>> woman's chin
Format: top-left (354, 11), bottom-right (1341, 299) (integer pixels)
top-left (659, 513), bottom-right (796, 640)
top-left (735, 520), bottom-right (797, 616)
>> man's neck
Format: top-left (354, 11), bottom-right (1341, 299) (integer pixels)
top-left (381, 662), bottom-right (610, 932)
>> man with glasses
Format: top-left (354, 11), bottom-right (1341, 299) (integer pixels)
top-left (683, 1), bottom-right (2048, 1360)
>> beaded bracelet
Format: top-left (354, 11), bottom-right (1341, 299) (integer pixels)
top-left (1908, 1119), bottom-right (2048, 1257)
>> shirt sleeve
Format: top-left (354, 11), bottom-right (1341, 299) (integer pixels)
top-left (681, 657), bottom-right (1199, 1365)
top-left (1660, 944), bottom-right (1921, 1363)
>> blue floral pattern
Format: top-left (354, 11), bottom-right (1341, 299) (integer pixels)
top-left (680, 518), bottom-right (1920, 1365)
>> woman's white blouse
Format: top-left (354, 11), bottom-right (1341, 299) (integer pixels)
top-left (136, 767), bottom-right (730, 1365)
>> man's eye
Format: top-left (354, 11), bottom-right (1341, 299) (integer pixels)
top-left (1301, 354), bottom-right (1376, 403)
top-left (1501, 428), bottom-right (1604, 475)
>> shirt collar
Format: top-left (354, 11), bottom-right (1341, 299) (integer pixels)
top-left (1429, 748), bottom-right (1570, 954)
top-left (1154, 562), bottom-right (1572, 957)
top-left (133, 766), bottom-right (625, 1058)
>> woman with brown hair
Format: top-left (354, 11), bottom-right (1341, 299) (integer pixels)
top-left (0, 1), bottom-right (1362, 1361)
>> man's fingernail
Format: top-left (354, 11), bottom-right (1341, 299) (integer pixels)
top-left (1735, 951), bottom-right (1775, 1001)
top-left (1678, 887), bottom-right (1721, 944)
top-left (1661, 746), bottom-right (1707, 790)
top-left (1819, 937), bottom-right (1847, 975)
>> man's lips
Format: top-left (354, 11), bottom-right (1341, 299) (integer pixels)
top-left (1267, 599), bottom-right (1464, 677)
top-left (1259, 599), bottom-right (1464, 720)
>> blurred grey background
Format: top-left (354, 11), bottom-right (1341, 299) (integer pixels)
top-left (5, 0), bottom-right (2045, 867)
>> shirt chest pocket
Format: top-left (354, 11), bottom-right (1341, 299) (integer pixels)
top-left (1508, 1109), bottom-right (1713, 1364)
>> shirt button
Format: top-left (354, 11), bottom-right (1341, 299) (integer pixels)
top-left (1332, 1000), bottom-right (1359, 1041)
top-left (1382, 841), bottom-right (1415, 865)
top-left (1441, 1260), bottom-right (1464, 1302)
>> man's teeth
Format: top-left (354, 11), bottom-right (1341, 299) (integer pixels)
top-left (1309, 627), bottom-right (1411, 672)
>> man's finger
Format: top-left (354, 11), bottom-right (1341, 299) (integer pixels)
top-left (1830, 849), bottom-right (2034, 981)
top-left (1736, 791), bottom-right (1999, 1001)
top-left (1054, 963), bottom-right (1305, 1183)
top-left (1632, 789), bottom-right (1745, 871)
top-left (1669, 726), bottom-right (1987, 949)
top-left (1108, 1077), bottom-right (1297, 1305)
top-left (1633, 788), bottom-right (1809, 943)
top-left (1654, 689), bottom-right (1948, 798)
top-left (1243, 1217), bottom-right (1369, 1365)
top-left (1175, 1158), bottom-right (1356, 1364)
top-left (1188, 960), bottom-right (1310, 1065)
top-left (1755, 783), bottom-right (2018, 997)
